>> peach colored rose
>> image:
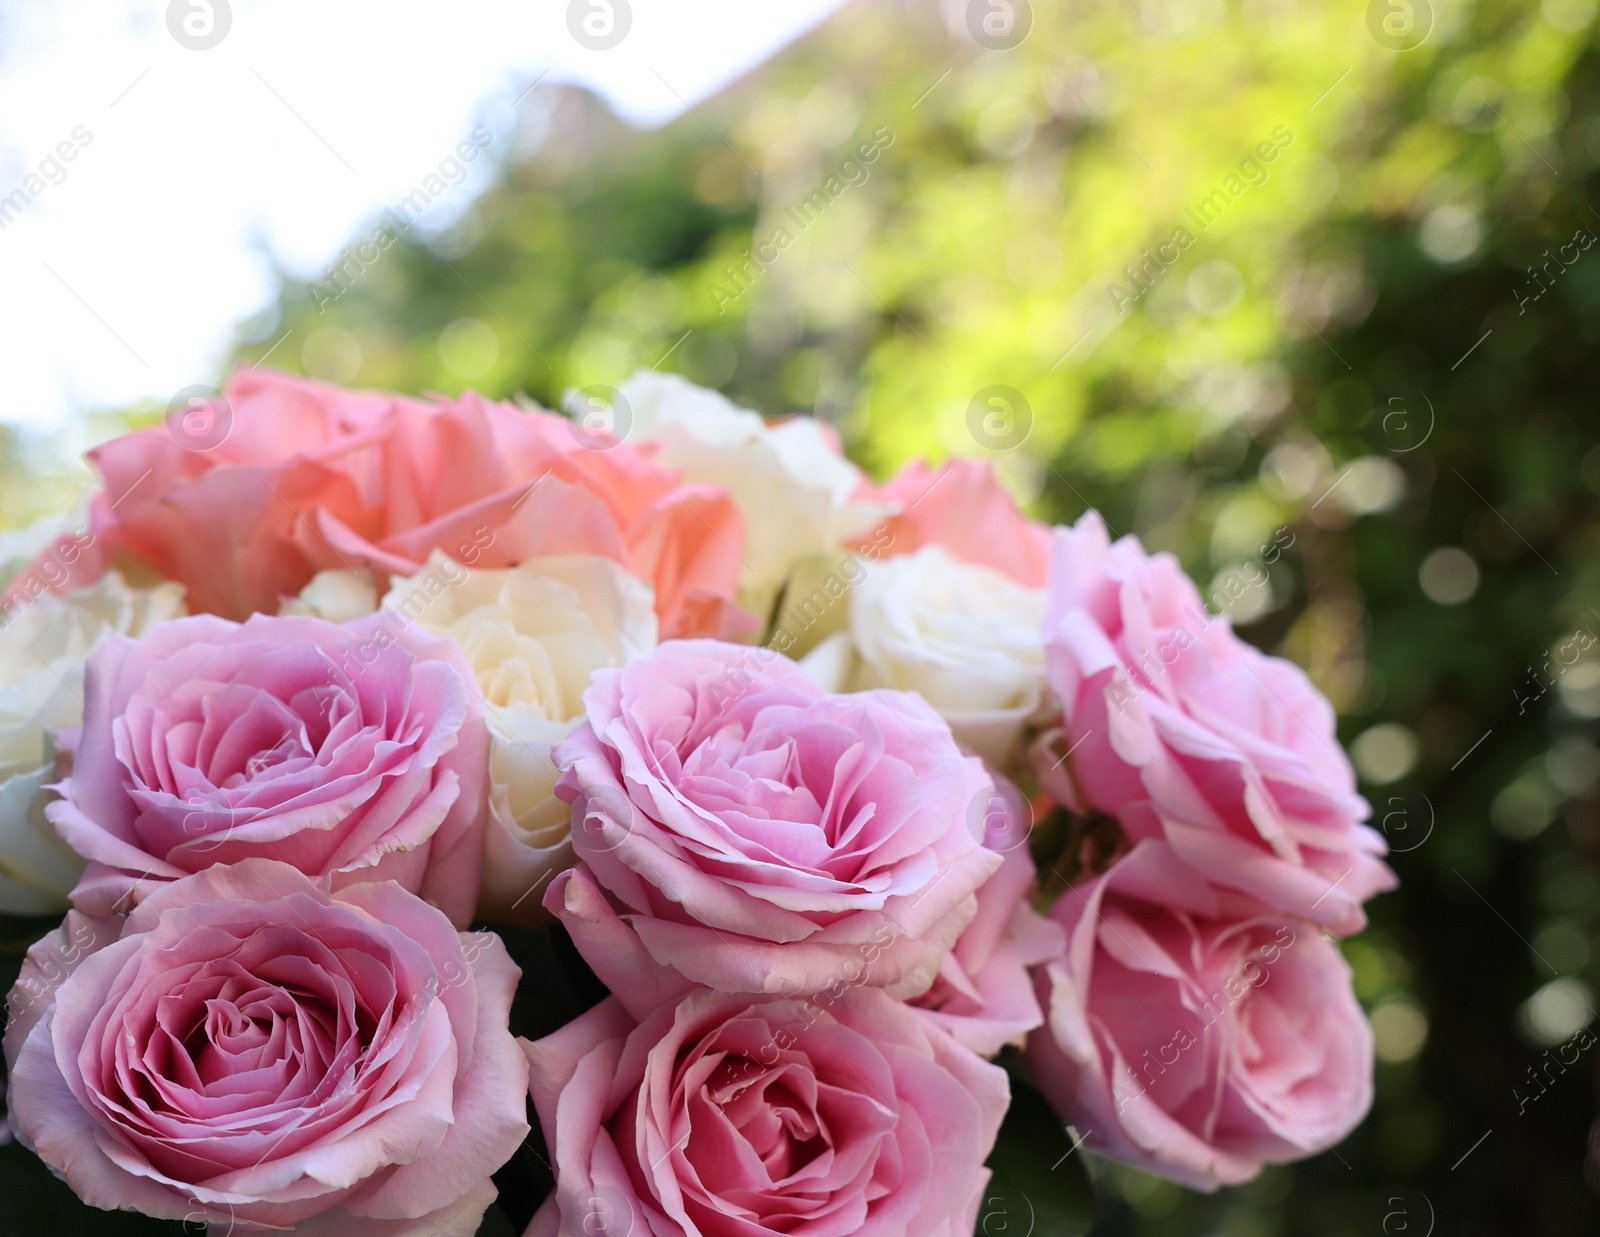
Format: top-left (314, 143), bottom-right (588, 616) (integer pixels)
top-left (21, 369), bottom-right (415, 618)
top-left (10, 370), bottom-right (753, 640)
top-left (298, 388), bottom-right (751, 640)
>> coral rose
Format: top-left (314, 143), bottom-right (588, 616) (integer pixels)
top-left (3, 860), bottom-right (529, 1235)
top-left (545, 639), bottom-right (1002, 1013)
top-left (11, 369), bottom-right (751, 639)
top-left (1026, 840), bottom-right (1375, 1190)
top-left (18, 369), bottom-right (417, 618)
top-left (1033, 511), bottom-right (1395, 935)
top-left (524, 986), bottom-right (1007, 1237)
top-left (48, 611), bottom-right (488, 926)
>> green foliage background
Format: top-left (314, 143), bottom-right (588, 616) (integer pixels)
top-left (6, 0), bottom-right (1600, 1232)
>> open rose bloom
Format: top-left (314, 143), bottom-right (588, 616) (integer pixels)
top-left (525, 987), bottom-right (1008, 1237)
top-left (1019, 512), bottom-right (1390, 1186)
top-left (0, 366), bottom-right (1394, 1232)
top-left (546, 639), bottom-right (1002, 1012)
top-left (1027, 841), bottom-right (1374, 1189)
top-left (1033, 511), bottom-right (1395, 936)
top-left (49, 611), bottom-right (489, 926)
top-left (4, 860), bottom-right (528, 1235)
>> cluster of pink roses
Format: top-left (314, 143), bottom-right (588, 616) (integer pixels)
top-left (1023, 511), bottom-right (1396, 1189)
top-left (0, 367), bottom-right (1392, 1236)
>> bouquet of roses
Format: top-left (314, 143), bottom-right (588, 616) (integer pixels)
top-left (0, 368), bottom-right (1393, 1235)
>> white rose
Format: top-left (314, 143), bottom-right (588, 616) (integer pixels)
top-left (608, 371), bottom-right (889, 620)
top-left (0, 510), bottom-right (75, 590)
top-left (382, 551), bottom-right (656, 924)
top-left (802, 544), bottom-right (1046, 767)
top-left (0, 571), bottom-right (186, 913)
top-left (281, 569), bottom-right (379, 621)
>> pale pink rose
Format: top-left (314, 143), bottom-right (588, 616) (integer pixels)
top-left (10, 369), bottom-right (753, 640)
top-left (523, 986), bottom-right (1007, 1237)
top-left (48, 611), bottom-right (489, 926)
top-left (871, 459), bottom-right (1051, 587)
top-left (545, 639), bottom-right (1002, 1014)
top-left (1026, 840), bottom-right (1375, 1190)
top-left (4, 860), bottom-right (529, 1235)
top-left (1033, 511), bottom-right (1395, 935)
top-left (910, 814), bottom-right (1065, 1058)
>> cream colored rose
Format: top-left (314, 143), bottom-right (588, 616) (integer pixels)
top-left (0, 571), bottom-right (186, 912)
top-left (382, 552), bottom-right (656, 924)
top-left (0, 509), bottom-right (77, 589)
top-left (610, 371), bottom-right (889, 620)
top-left (281, 569), bottom-right (379, 622)
top-left (802, 544), bottom-right (1046, 767)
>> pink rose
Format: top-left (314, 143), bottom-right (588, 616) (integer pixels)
top-left (910, 797), bottom-right (1065, 1057)
top-left (1033, 511), bottom-right (1395, 935)
top-left (4, 860), bottom-right (529, 1235)
top-left (1026, 840), bottom-right (1374, 1190)
top-left (545, 639), bottom-right (1002, 1013)
top-left (871, 459), bottom-right (1051, 587)
top-left (12, 369), bottom-right (753, 640)
top-left (48, 611), bottom-right (488, 926)
top-left (524, 986), bottom-right (1008, 1237)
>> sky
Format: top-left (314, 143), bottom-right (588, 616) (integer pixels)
top-left (0, 0), bottom-right (848, 436)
